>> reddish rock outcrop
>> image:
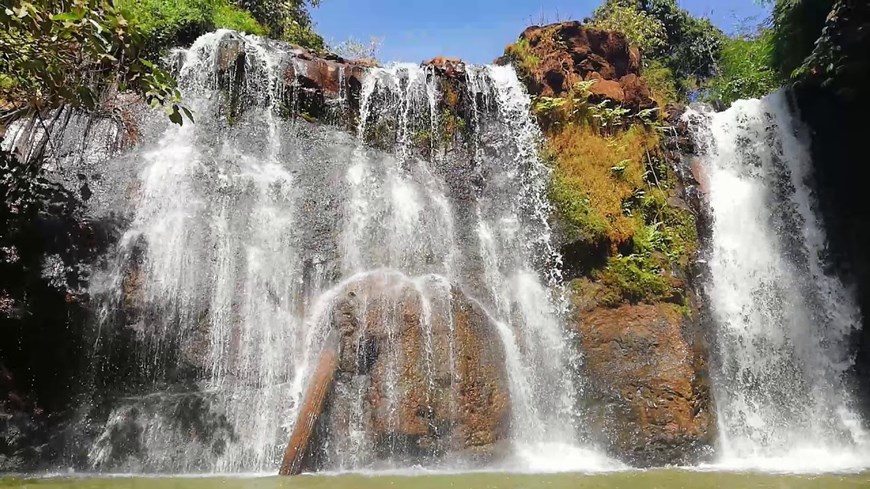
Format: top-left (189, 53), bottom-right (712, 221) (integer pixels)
top-left (574, 303), bottom-right (714, 466)
top-left (423, 57), bottom-right (466, 78)
top-left (214, 32), bottom-right (373, 123)
top-left (499, 21), bottom-right (655, 112)
top-left (304, 272), bottom-right (510, 470)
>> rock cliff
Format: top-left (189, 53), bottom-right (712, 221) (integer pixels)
top-left (501, 21), bottom-right (715, 466)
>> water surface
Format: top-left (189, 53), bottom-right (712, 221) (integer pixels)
top-left (3, 471), bottom-right (870, 489)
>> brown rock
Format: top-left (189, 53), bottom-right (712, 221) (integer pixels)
top-left (587, 76), bottom-right (625, 105)
top-left (619, 74), bottom-right (656, 112)
top-left (424, 57), bottom-right (466, 78)
top-left (500, 21), bottom-right (655, 112)
top-left (575, 303), bottom-right (714, 466)
top-left (308, 272), bottom-right (510, 469)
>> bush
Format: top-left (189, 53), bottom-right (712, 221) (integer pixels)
top-left (591, 1), bottom-right (667, 56)
top-left (119, 0), bottom-right (266, 54)
top-left (0, 0), bottom-right (186, 123)
top-left (503, 38), bottom-right (540, 84)
top-left (642, 0), bottom-right (725, 84)
top-left (230, 0), bottom-right (324, 50)
top-left (642, 60), bottom-right (679, 107)
top-left (708, 30), bottom-right (782, 106)
top-left (765, 0), bottom-right (835, 78)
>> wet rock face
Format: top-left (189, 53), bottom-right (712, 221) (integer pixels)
top-left (501, 21), bottom-right (655, 112)
top-left (309, 273), bottom-right (510, 470)
top-left (575, 304), bottom-right (714, 467)
top-left (214, 32), bottom-right (371, 124)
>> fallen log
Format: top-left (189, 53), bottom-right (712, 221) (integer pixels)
top-left (278, 329), bottom-right (339, 475)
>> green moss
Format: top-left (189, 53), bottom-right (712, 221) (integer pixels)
top-left (639, 188), bottom-right (698, 266)
top-left (504, 38), bottom-right (540, 82)
top-left (596, 253), bottom-right (674, 306)
top-left (550, 171), bottom-right (610, 246)
top-left (546, 115), bottom-right (698, 307)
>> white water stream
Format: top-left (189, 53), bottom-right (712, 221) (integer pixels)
top-left (687, 92), bottom-right (870, 473)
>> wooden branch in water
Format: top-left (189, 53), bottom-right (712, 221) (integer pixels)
top-left (278, 329), bottom-right (339, 476)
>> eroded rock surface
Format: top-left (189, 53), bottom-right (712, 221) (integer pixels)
top-left (575, 303), bottom-right (714, 466)
top-left (304, 272), bottom-right (510, 470)
top-left (500, 21), bottom-right (655, 112)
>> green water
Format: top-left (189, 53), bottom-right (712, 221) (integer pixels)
top-left (3, 471), bottom-right (870, 489)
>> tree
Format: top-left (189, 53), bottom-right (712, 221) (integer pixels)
top-left (230, 0), bottom-right (324, 50)
top-left (591, 1), bottom-right (667, 57)
top-left (589, 0), bottom-right (724, 96)
top-left (640, 0), bottom-right (725, 84)
top-left (0, 0), bottom-right (188, 125)
top-left (763, 0), bottom-right (836, 78)
top-left (330, 36), bottom-right (382, 61)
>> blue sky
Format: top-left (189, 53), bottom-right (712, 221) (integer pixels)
top-left (311, 0), bottom-right (769, 64)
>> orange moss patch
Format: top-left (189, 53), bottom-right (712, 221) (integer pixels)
top-left (548, 124), bottom-right (660, 249)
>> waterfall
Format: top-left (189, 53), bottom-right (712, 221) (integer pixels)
top-left (686, 91), bottom-right (870, 472)
top-left (5, 30), bottom-right (614, 473)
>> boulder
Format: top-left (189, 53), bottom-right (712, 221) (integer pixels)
top-left (306, 272), bottom-right (510, 469)
top-left (574, 303), bottom-right (714, 466)
top-left (499, 21), bottom-right (655, 112)
top-left (424, 57), bottom-right (466, 78)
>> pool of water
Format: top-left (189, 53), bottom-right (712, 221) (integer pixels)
top-left (3, 471), bottom-right (870, 489)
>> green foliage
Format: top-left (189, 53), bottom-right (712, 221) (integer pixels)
top-left (597, 252), bottom-right (674, 305)
top-left (639, 187), bottom-right (697, 265)
top-left (585, 0), bottom-right (724, 99)
top-left (764, 0), bottom-right (835, 79)
top-left (640, 0), bottom-right (725, 84)
top-left (593, 186), bottom-right (696, 305)
top-left (503, 38), bottom-right (540, 82)
top-left (708, 30), bottom-right (782, 105)
top-left (230, 0), bottom-right (324, 50)
top-left (550, 169), bottom-right (610, 245)
top-left (0, 0), bottom-right (187, 124)
top-left (212, 1), bottom-right (267, 34)
top-left (119, 0), bottom-right (266, 54)
top-left (591, 1), bottom-right (667, 55)
top-left (642, 59), bottom-right (679, 107)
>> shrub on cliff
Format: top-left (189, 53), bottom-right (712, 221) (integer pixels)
top-left (118, 0), bottom-right (266, 54)
top-left (764, 0), bottom-right (836, 79)
top-left (590, 1), bottom-right (667, 56)
top-left (708, 30), bottom-right (781, 105)
top-left (592, 0), bottom-right (725, 95)
top-left (0, 0), bottom-right (187, 123)
top-left (230, 0), bottom-right (324, 50)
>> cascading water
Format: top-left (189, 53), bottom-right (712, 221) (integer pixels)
top-left (3, 30), bottom-right (612, 473)
top-left (686, 91), bottom-right (870, 472)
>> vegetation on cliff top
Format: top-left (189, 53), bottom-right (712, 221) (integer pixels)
top-left (592, 0), bottom-right (725, 97)
top-left (506, 0), bottom-right (849, 310)
top-left (532, 80), bottom-right (695, 308)
top-left (119, 0), bottom-right (267, 53)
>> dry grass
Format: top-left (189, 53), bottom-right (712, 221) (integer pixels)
top-left (548, 124), bottom-right (660, 248)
